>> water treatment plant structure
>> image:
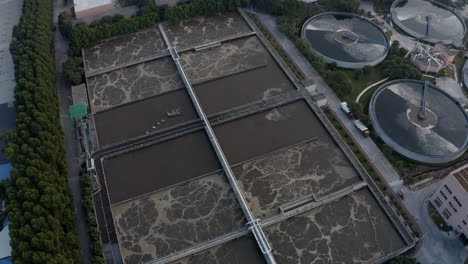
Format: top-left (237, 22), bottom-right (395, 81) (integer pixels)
top-left (301, 12), bottom-right (390, 69)
top-left (369, 79), bottom-right (468, 164)
top-left (391, 0), bottom-right (466, 46)
top-left (77, 10), bottom-right (416, 264)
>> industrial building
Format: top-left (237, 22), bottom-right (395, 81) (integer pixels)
top-left (430, 164), bottom-right (468, 238)
top-left (73, 0), bottom-right (115, 19)
top-left (410, 43), bottom-right (456, 74)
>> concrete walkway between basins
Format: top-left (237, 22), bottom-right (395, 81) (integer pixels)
top-left (246, 6), bottom-right (428, 249)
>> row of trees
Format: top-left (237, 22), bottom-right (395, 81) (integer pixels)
top-left (70, 12), bottom-right (160, 55)
top-left (6, 0), bottom-right (81, 263)
top-left (164, 0), bottom-right (251, 22)
top-left (79, 167), bottom-right (105, 264)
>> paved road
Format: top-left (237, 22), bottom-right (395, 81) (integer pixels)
top-left (252, 10), bottom-right (402, 185)
top-left (394, 183), bottom-right (467, 264)
top-left (53, 0), bottom-right (92, 263)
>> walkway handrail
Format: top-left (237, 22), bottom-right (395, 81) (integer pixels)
top-left (158, 24), bottom-right (276, 264)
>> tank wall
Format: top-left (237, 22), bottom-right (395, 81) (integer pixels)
top-left (301, 12), bottom-right (389, 69)
top-left (369, 79), bottom-right (468, 164)
top-left (390, 0), bottom-right (466, 46)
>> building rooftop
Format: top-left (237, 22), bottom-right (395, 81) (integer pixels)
top-left (74, 0), bottom-right (113, 13)
top-left (0, 225), bottom-right (11, 260)
top-left (0, 164), bottom-right (11, 182)
top-left (454, 166), bottom-right (468, 192)
top-left (71, 84), bottom-right (88, 106)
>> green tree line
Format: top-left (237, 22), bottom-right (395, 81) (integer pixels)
top-left (70, 12), bottom-right (160, 55)
top-left (79, 167), bottom-right (105, 264)
top-left (6, 0), bottom-right (81, 263)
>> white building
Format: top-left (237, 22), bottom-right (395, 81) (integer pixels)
top-left (430, 164), bottom-right (468, 237)
top-left (73, 0), bottom-right (115, 19)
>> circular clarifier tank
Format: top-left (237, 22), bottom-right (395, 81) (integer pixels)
top-left (301, 12), bottom-right (389, 69)
top-left (391, 0), bottom-right (466, 45)
top-left (369, 80), bottom-right (468, 164)
top-left (463, 60), bottom-right (468, 89)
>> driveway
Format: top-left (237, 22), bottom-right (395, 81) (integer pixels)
top-left (53, 0), bottom-right (92, 263)
top-left (394, 183), bottom-right (467, 264)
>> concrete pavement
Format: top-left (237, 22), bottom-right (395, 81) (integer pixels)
top-left (53, 0), bottom-right (92, 263)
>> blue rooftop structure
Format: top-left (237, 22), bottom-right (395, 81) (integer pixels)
top-left (0, 163), bottom-right (11, 182)
top-left (0, 257), bottom-right (12, 264)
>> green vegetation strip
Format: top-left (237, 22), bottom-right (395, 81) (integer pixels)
top-left (247, 13), bottom-right (306, 80)
top-left (80, 167), bottom-right (105, 264)
top-left (322, 107), bottom-right (419, 237)
top-left (5, 0), bottom-right (81, 262)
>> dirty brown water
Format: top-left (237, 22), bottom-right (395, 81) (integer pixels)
top-left (87, 57), bottom-right (183, 112)
top-left (233, 139), bottom-right (361, 220)
top-left (194, 52), bottom-right (295, 115)
top-left (265, 188), bottom-right (405, 264)
top-left (215, 100), bottom-right (360, 219)
top-left (169, 235), bottom-right (265, 264)
top-left (181, 36), bottom-right (268, 85)
top-left (113, 172), bottom-right (246, 264)
top-left (84, 27), bottom-right (167, 73)
top-left (214, 100), bottom-right (322, 165)
top-left (164, 12), bottom-right (253, 50)
top-left (87, 11), bottom-right (408, 264)
top-left (94, 89), bottom-right (198, 146)
top-left (103, 131), bottom-right (220, 205)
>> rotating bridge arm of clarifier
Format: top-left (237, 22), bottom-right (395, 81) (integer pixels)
top-left (419, 80), bottom-right (429, 120)
top-left (426, 15), bottom-right (432, 37)
top-left (342, 34), bottom-right (388, 47)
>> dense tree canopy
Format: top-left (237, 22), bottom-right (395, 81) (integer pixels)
top-left (70, 12), bottom-right (160, 55)
top-left (64, 57), bottom-right (84, 85)
top-left (6, 0), bottom-right (81, 263)
top-left (380, 41), bottom-right (422, 80)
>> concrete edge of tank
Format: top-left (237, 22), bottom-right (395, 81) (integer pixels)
top-left (369, 79), bottom-right (468, 164)
top-left (300, 12), bottom-right (390, 69)
top-left (390, 0), bottom-right (467, 46)
top-left (462, 59), bottom-right (468, 89)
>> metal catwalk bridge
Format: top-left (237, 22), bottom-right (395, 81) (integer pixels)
top-left (158, 24), bottom-right (276, 264)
